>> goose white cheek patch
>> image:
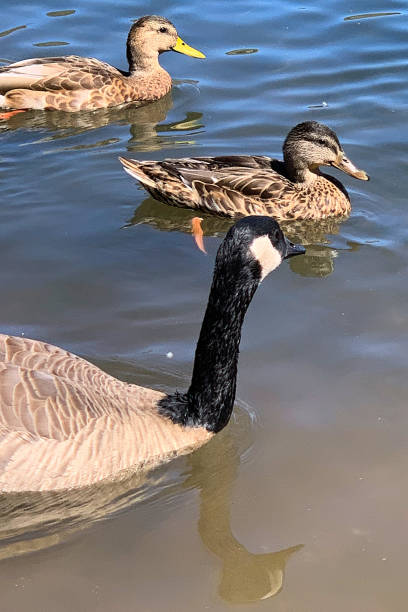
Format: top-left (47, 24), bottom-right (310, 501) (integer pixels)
top-left (250, 235), bottom-right (282, 280)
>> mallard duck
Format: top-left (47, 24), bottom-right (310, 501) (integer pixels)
top-left (119, 121), bottom-right (369, 221)
top-left (0, 15), bottom-right (204, 113)
top-left (0, 216), bottom-right (304, 492)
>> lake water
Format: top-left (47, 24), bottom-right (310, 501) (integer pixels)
top-left (0, 0), bottom-right (407, 610)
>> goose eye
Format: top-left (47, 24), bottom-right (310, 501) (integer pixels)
top-left (159, 27), bottom-right (168, 33)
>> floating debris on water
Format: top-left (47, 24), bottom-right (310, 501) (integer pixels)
top-left (344, 12), bottom-right (401, 21)
top-left (34, 41), bottom-right (69, 47)
top-left (166, 352), bottom-right (174, 359)
top-left (308, 101), bottom-right (328, 109)
top-left (0, 25), bottom-right (26, 38)
top-left (47, 10), bottom-right (76, 17)
top-left (226, 48), bottom-right (258, 55)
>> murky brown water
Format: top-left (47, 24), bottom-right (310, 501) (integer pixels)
top-left (0, 1), bottom-right (407, 610)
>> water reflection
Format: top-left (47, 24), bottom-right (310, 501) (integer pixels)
top-left (0, 92), bottom-right (204, 153)
top-left (0, 93), bottom-right (172, 139)
top-left (281, 218), bottom-right (345, 278)
top-left (186, 423), bottom-right (302, 603)
top-left (0, 469), bottom-right (159, 561)
top-left (125, 197), bottom-right (346, 277)
top-left (128, 109), bottom-right (204, 153)
top-left (0, 409), bottom-right (301, 603)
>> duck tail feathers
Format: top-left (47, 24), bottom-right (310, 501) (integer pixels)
top-left (118, 157), bottom-right (157, 189)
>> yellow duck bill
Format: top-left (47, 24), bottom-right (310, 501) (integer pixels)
top-left (172, 36), bottom-right (205, 58)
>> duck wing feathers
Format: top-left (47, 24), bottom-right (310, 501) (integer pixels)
top-left (145, 156), bottom-right (295, 217)
top-left (175, 166), bottom-right (291, 200)
top-left (0, 56), bottom-right (123, 92)
top-left (162, 155), bottom-right (274, 171)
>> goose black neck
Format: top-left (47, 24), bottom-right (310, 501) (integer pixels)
top-left (158, 243), bottom-right (262, 433)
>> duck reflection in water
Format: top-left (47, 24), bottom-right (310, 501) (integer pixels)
top-left (125, 196), bottom-right (350, 278)
top-left (0, 90), bottom-right (204, 154)
top-left (0, 408), bottom-right (301, 604)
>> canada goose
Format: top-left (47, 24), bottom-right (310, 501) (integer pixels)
top-left (119, 121), bottom-right (369, 221)
top-left (0, 217), bottom-right (304, 492)
top-left (0, 15), bottom-right (204, 113)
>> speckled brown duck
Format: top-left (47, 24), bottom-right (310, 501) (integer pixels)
top-left (0, 216), bottom-right (304, 492)
top-left (119, 121), bottom-right (369, 221)
top-left (0, 15), bottom-right (204, 113)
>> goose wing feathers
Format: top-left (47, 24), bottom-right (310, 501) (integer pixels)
top-left (0, 334), bottom-right (134, 443)
top-left (0, 334), bottom-right (179, 491)
top-left (0, 334), bottom-right (211, 492)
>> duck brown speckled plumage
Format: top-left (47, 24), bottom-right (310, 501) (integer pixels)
top-left (0, 15), bottom-right (204, 112)
top-left (0, 217), bottom-right (304, 492)
top-left (119, 121), bottom-right (369, 221)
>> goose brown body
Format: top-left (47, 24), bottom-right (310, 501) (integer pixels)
top-left (0, 16), bottom-right (204, 112)
top-left (0, 334), bottom-right (211, 492)
top-left (120, 121), bottom-right (369, 221)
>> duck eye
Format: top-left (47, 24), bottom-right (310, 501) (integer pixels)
top-left (159, 27), bottom-right (168, 33)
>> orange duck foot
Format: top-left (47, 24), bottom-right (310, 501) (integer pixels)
top-left (0, 109), bottom-right (25, 120)
top-left (191, 217), bottom-right (207, 254)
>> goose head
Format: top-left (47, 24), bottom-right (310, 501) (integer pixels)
top-left (217, 215), bottom-right (306, 283)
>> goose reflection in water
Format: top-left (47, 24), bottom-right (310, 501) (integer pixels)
top-left (186, 417), bottom-right (303, 603)
top-left (0, 90), bottom-right (204, 153)
top-left (125, 196), bottom-right (351, 278)
top-left (0, 407), bottom-right (301, 604)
